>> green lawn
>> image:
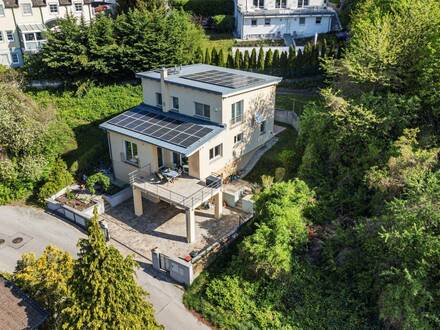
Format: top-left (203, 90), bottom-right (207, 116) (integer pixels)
top-left (28, 84), bottom-right (143, 173)
top-left (245, 125), bottom-right (298, 184)
top-left (275, 93), bottom-right (319, 115)
top-left (201, 32), bottom-right (235, 53)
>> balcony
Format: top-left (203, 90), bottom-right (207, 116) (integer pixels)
top-left (129, 164), bottom-right (222, 210)
top-left (23, 40), bottom-right (47, 52)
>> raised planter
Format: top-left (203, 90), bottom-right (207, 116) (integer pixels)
top-left (46, 184), bottom-right (105, 229)
top-left (102, 185), bottom-right (132, 208)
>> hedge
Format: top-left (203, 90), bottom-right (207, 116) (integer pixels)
top-left (183, 0), bottom-right (234, 16)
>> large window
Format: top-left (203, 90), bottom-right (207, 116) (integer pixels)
top-left (6, 31), bottom-right (14, 42)
top-left (124, 141), bottom-right (138, 165)
top-left (264, 18), bottom-right (271, 26)
top-left (275, 0), bottom-right (287, 8)
top-left (195, 102), bottom-right (210, 119)
top-left (0, 4), bottom-right (5, 16)
top-left (231, 100), bottom-right (243, 125)
top-left (209, 144), bottom-right (222, 160)
top-left (172, 96), bottom-right (179, 111)
top-left (253, 0), bottom-right (264, 8)
top-left (22, 3), bottom-right (32, 15)
top-left (316, 17), bottom-right (322, 24)
top-left (156, 93), bottom-right (162, 107)
top-left (49, 3), bottom-right (58, 14)
top-left (299, 17), bottom-right (306, 25)
top-left (298, 0), bottom-right (309, 7)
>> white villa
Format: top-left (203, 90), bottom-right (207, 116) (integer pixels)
top-left (100, 64), bottom-right (282, 243)
top-left (234, 0), bottom-right (340, 40)
top-left (0, 0), bottom-right (95, 67)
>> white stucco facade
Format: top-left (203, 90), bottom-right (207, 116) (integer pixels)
top-left (234, 0), bottom-right (339, 40)
top-left (103, 65), bottom-right (281, 184)
top-left (0, 0), bottom-right (94, 67)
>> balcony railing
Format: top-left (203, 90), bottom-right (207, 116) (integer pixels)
top-left (129, 164), bottom-right (222, 209)
top-left (23, 40), bottom-right (47, 52)
top-left (230, 115), bottom-right (243, 126)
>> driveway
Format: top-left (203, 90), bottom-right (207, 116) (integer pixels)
top-left (0, 206), bottom-right (209, 330)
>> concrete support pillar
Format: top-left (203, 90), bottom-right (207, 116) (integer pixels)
top-left (133, 188), bottom-right (143, 216)
top-left (214, 192), bottom-right (223, 220)
top-left (186, 208), bottom-right (196, 243)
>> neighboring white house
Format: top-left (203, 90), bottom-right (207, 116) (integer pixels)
top-left (234, 0), bottom-right (340, 40)
top-left (0, 0), bottom-right (95, 67)
top-left (100, 64), bottom-right (282, 242)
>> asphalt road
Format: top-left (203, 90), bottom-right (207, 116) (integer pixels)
top-left (0, 206), bottom-right (209, 330)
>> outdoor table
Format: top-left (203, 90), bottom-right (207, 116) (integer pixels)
top-left (162, 169), bottom-right (179, 179)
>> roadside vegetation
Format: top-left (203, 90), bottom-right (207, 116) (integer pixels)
top-left (184, 1), bottom-right (440, 328)
top-left (11, 211), bottom-right (162, 328)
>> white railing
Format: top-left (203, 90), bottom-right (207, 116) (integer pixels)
top-left (129, 164), bottom-right (222, 209)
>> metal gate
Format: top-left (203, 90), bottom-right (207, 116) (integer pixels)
top-left (159, 253), bottom-right (171, 271)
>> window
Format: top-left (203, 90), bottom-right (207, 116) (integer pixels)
top-left (6, 31), bottom-right (14, 41)
top-left (49, 3), bottom-right (58, 13)
top-left (299, 17), bottom-right (306, 25)
top-left (173, 152), bottom-right (181, 166)
top-left (275, 0), bottom-right (286, 8)
top-left (316, 17), bottom-right (322, 24)
top-left (11, 52), bottom-right (19, 64)
top-left (195, 102), bottom-right (210, 119)
top-left (124, 141), bottom-right (138, 164)
top-left (260, 120), bottom-right (266, 135)
top-left (264, 18), bottom-right (270, 26)
top-left (0, 32), bottom-right (3, 43)
top-left (156, 93), bottom-right (162, 107)
top-left (172, 96), bottom-right (179, 111)
top-left (25, 33), bottom-right (36, 41)
top-left (35, 32), bottom-right (44, 40)
top-left (74, 2), bottom-right (83, 12)
top-left (209, 144), bottom-right (222, 160)
top-left (298, 0), bottom-right (308, 7)
top-left (0, 4), bottom-right (5, 16)
top-left (22, 3), bottom-right (32, 15)
top-left (251, 19), bottom-right (257, 26)
top-left (231, 100), bottom-right (243, 125)
top-left (234, 132), bottom-right (243, 145)
top-left (253, 0), bottom-right (264, 8)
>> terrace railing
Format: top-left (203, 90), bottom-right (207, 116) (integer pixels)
top-left (129, 164), bottom-right (222, 209)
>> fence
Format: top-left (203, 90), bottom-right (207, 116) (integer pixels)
top-left (275, 109), bottom-right (299, 131)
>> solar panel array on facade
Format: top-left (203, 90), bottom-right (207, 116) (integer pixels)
top-left (181, 70), bottom-right (264, 89)
top-left (107, 107), bottom-right (214, 148)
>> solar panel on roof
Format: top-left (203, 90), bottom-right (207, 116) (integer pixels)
top-left (107, 107), bottom-right (215, 149)
top-left (181, 70), bottom-right (264, 89)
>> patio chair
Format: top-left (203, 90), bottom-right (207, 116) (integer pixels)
top-left (155, 172), bottom-right (165, 182)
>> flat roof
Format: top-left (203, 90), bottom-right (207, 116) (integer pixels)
top-left (100, 104), bottom-right (224, 157)
top-left (0, 277), bottom-right (49, 330)
top-left (136, 64), bottom-right (282, 97)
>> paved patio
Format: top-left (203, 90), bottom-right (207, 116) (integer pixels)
top-left (101, 198), bottom-right (246, 259)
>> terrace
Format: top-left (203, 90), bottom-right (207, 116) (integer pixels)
top-left (128, 164), bottom-right (223, 243)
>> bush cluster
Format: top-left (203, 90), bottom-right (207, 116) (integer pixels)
top-left (177, 0), bottom-right (234, 16)
top-left (25, 9), bottom-right (205, 82)
top-left (195, 36), bottom-right (343, 78)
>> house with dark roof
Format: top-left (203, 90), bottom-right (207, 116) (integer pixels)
top-left (0, 0), bottom-right (94, 66)
top-left (0, 277), bottom-right (48, 329)
top-left (100, 64), bottom-right (282, 243)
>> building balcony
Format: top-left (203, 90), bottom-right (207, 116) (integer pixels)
top-left (23, 40), bottom-right (47, 52)
top-left (129, 164), bottom-right (222, 210)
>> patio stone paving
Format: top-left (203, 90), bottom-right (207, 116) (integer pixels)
top-left (101, 198), bottom-right (246, 259)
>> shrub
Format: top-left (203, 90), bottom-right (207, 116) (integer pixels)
top-left (183, 0), bottom-right (233, 16)
top-left (212, 15), bottom-right (234, 33)
top-left (86, 172), bottom-right (110, 194)
top-left (38, 160), bottom-right (74, 204)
